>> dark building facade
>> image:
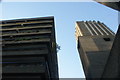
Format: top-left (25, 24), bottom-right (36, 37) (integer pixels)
top-left (0, 17), bottom-right (59, 80)
top-left (75, 21), bottom-right (115, 79)
top-left (101, 25), bottom-right (120, 79)
top-left (94, 0), bottom-right (120, 11)
top-left (94, 1), bottom-right (120, 78)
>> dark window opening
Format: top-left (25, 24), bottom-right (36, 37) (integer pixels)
top-left (103, 38), bottom-right (111, 41)
top-left (77, 39), bottom-right (80, 48)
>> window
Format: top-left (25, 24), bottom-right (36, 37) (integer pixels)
top-left (103, 38), bottom-right (111, 41)
top-left (77, 39), bottom-right (80, 48)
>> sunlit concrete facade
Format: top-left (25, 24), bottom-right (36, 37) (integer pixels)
top-left (0, 17), bottom-right (59, 80)
top-left (75, 21), bottom-right (115, 79)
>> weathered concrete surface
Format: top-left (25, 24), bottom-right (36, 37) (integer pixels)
top-left (76, 21), bottom-right (115, 80)
top-left (1, 17), bottom-right (59, 80)
top-left (102, 25), bottom-right (120, 79)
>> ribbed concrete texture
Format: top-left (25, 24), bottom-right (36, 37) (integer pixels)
top-left (75, 21), bottom-right (115, 80)
top-left (0, 16), bottom-right (59, 80)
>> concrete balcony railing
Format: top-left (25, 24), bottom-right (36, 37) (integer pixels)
top-left (0, 25), bottom-right (52, 31)
top-left (2, 38), bottom-right (51, 45)
top-left (1, 20), bottom-right (53, 27)
top-left (2, 44), bottom-right (49, 56)
top-left (2, 31), bottom-right (51, 37)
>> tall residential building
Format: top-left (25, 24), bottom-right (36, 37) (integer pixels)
top-left (75, 21), bottom-right (115, 79)
top-left (0, 16), bottom-right (59, 80)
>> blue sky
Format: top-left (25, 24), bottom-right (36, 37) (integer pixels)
top-left (1, 2), bottom-right (119, 78)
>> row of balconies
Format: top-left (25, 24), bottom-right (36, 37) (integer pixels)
top-left (2, 56), bottom-right (49, 79)
top-left (2, 38), bottom-right (51, 46)
top-left (1, 17), bottom-right (53, 25)
top-left (2, 43), bottom-right (48, 51)
top-left (1, 20), bottom-right (53, 29)
top-left (2, 28), bottom-right (52, 35)
top-left (1, 31), bottom-right (51, 44)
top-left (1, 24), bottom-right (52, 31)
top-left (3, 35), bottom-right (50, 42)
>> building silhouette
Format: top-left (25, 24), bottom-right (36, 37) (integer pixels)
top-left (75, 21), bottom-right (115, 79)
top-left (1, 16), bottom-right (59, 80)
